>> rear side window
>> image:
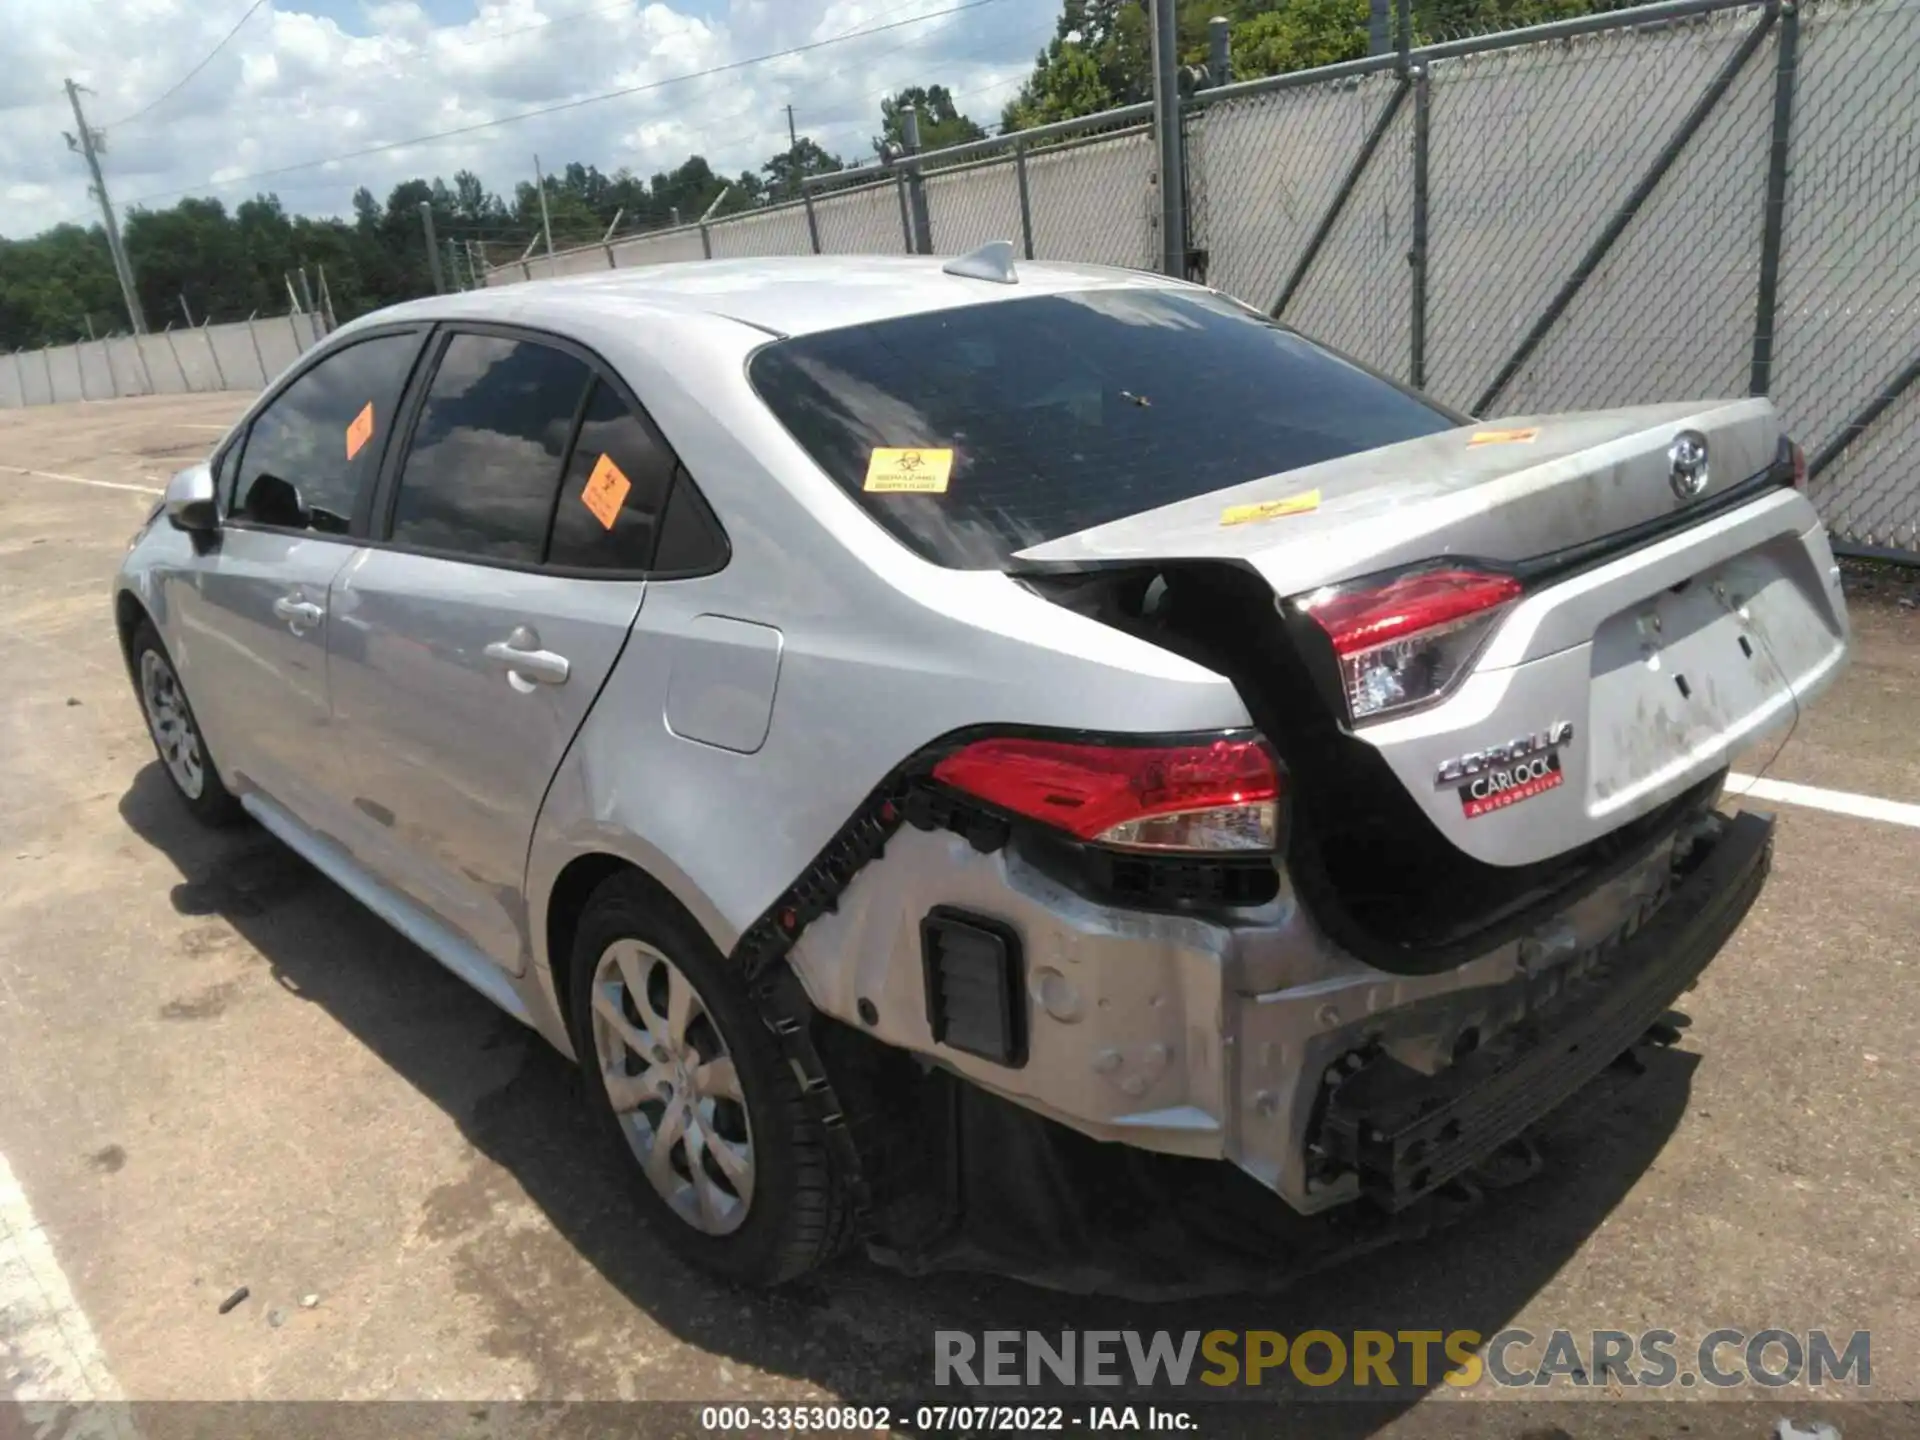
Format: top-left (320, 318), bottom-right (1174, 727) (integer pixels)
top-left (748, 289), bottom-right (1460, 569)
top-left (388, 333), bottom-right (591, 563)
top-left (546, 380), bottom-right (676, 570)
top-left (231, 332), bottom-right (420, 534)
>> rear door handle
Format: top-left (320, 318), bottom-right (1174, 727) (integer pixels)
top-left (272, 595), bottom-right (325, 631)
top-left (484, 626), bottom-right (570, 691)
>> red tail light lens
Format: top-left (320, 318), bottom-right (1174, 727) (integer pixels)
top-left (1298, 567), bottom-right (1522, 724)
top-left (1790, 439), bottom-right (1808, 490)
top-left (931, 735), bottom-right (1283, 853)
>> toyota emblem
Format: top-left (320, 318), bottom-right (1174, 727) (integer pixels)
top-left (1669, 430), bottom-right (1710, 499)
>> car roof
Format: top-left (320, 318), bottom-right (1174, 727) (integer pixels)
top-left (359, 253), bottom-right (1191, 341)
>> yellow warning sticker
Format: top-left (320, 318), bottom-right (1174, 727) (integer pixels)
top-left (345, 402), bottom-right (375, 461)
top-left (1468, 427), bottom-right (1540, 446)
top-left (581, 453), bottom-right (631, 531)
top-left (1220, 489), bottom-right (1321, 527)
top-left (864, 447), bottom-right (954, 494)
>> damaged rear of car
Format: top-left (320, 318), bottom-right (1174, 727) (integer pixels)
top-left (724, 276), bottom-right (1848, 1289)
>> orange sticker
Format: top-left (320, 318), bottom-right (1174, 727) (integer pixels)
top-left (1468, 427), bottom-right (1540, 446)
top-left (345, 402), bottom-right (375, 461)
top-left (581, 453), bottom-right (631, 530)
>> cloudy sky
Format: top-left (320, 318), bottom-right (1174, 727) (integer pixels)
top-left (0, 0), bottom-right (1059, 239)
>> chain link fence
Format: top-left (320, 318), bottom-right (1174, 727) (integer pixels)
top-left (0, 310), bottom-right (328, 409)
top-left (240, 0), bottom-right (1920, 557)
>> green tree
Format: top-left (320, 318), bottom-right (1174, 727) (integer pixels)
top-left (761, 137), bottom-right (843, 199)
top-left (875, 85), bottom-right (987, 155)
top-left (1233, 0), bottom-right (1371, 75)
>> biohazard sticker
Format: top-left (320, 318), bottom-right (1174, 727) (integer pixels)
top-left (1460, 750), bottom-right (1565, 818)
top-left (864, 447), bottom-right (954, 494)
top-left (1220, 488), bottom-right (1321, 526)
top-left (1468, 427), bottom-right (1540, 447)
top-left (580, 453), bottom-right (631, 530)
top-left (345, 402), bottom-right (375, 461)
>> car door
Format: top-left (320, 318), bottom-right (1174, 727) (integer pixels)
top-left (169, 327), bottom-right (426, 826)
top-left (325, 328), bottom-right (680, 975)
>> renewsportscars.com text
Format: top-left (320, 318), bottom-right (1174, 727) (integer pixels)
top-left (934, 1329), bottom-right (1871, 1391)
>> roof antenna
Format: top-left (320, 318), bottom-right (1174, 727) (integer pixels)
top-left (942, 240), bottom-right (1018, 285)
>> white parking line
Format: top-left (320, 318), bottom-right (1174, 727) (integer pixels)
top-left (1, 466), bottom-right (163, 497)
top-left (0, 1148), bottom-right (125, 1405)
top-left (1728, 773), bottom-right (1920, 829)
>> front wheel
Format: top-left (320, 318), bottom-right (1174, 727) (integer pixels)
top-left (131, 621), bottom-right (243, 827)
top-left (568, 873), bottom-right (852, 1286)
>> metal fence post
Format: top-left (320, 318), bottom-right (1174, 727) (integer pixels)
top-left (201, 324), bottom-right (228, 391)
top-left (1014, 138), bottom-right (1036, 260)
top-left (42, 347), bottom-right (54, 402)
top-left (1409, 62), bottom-right (1431, 390)
top-left (803, 187), bottom-right (823, 254)
top-left (1150, 0), bottom-right (1187, 277)
top-left (76, 340), bottom-right (89, 403)
top-left (1474, 8), bottom-right (1778, 415)
top-left (901, 107), bottom-right (934, 254)
top-left (162, 326), bottom-right (192, 392)
top-left (894, 171), bottom-right (915, 252)
top-left (1750, 0), bottom-right (1799, 396)
top-left (699, 222), bottom-right (712, 259)
top-left (245, 317), bottom-right (269, 388)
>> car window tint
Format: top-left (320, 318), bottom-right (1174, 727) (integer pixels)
top-left (389, 333), bottom-right (591, 563)
top-left (231, 332), bottom-right (419, 535)
top-left (747, 289), bottom-right (1461, 569)
top-left (546, 380), bottom-right (675, 570)
top-left (653, 466), bottom-right (730, 575)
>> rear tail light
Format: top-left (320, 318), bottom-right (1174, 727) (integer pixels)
top-left (1297, 566), bottom-right (1522, 724)
top-left (930, 734), bottom-right (1283, 854)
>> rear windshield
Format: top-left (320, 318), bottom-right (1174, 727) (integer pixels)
top-left (748, 288), bottom-right (1460, 569)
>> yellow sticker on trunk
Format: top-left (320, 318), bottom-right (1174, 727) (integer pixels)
top-left (1468, 427), bottom-right (1540, 446)
top-left (345, 402), bottom-right (375, 461)
top-left (864, 447), bottom-right (953, 494)
top-left (580, 453), bottom-right (631, 530)
top-left (1220, 489), bottom-right (1321, 527)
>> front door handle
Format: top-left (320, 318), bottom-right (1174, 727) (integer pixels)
top-left (484, 626), bottom-right (570, 691)
top-left (272, 595), bottom-right (325, 632)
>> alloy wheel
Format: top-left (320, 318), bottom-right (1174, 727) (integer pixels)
top-left (588, 939), bottom-right (755, 1235)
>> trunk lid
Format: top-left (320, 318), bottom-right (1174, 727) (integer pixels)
top-left (1018, 398), bottom-right (1850, 871)
top-left (1014, 399), bottom-right (1780, 593)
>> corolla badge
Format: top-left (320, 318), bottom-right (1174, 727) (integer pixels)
top-left (1668, 430), bottom-right (1710, 499)
top-left (1436, 722), bottom-right (1576, 819)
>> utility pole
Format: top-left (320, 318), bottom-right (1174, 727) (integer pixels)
top-left (532, 154), bottom-right (555, 258)
top-left (64, 79), bottom-right (147, 335)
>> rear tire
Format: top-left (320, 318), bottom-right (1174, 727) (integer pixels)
top-left (130, 621), bottom-right (244, 828)
top-left (567, 872), bottom-right (852, 1286)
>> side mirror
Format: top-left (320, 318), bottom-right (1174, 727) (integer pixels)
top-left (163, 465), bottom-right (220, 535)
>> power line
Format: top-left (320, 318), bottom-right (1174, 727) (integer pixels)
top-left (122, 0), bottom-right (1008, 207)
top-left (106, 0), bottom-right (270, 129)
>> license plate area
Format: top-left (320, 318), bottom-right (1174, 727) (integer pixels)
top-left (1586, 549), bottom-right (1803, 815)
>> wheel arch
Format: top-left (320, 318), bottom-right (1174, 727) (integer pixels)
top-left (114, 586), bottom-right (151, 679)
top-left (538, 844), bottom-right (734, 1059)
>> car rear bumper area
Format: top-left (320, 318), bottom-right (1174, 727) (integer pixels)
top-left (1315, 809), bottom-right (1773, 1212)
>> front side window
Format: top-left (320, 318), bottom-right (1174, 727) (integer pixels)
top-left (231, 332), bottom-right (420, 534)
top-left (388, 333), bottom-right (592, 563)
top-left (748, 289), bottom-right (1461, 569)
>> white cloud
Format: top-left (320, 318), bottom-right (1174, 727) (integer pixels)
top-left (0, 0), bottom-right (1052, 238)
